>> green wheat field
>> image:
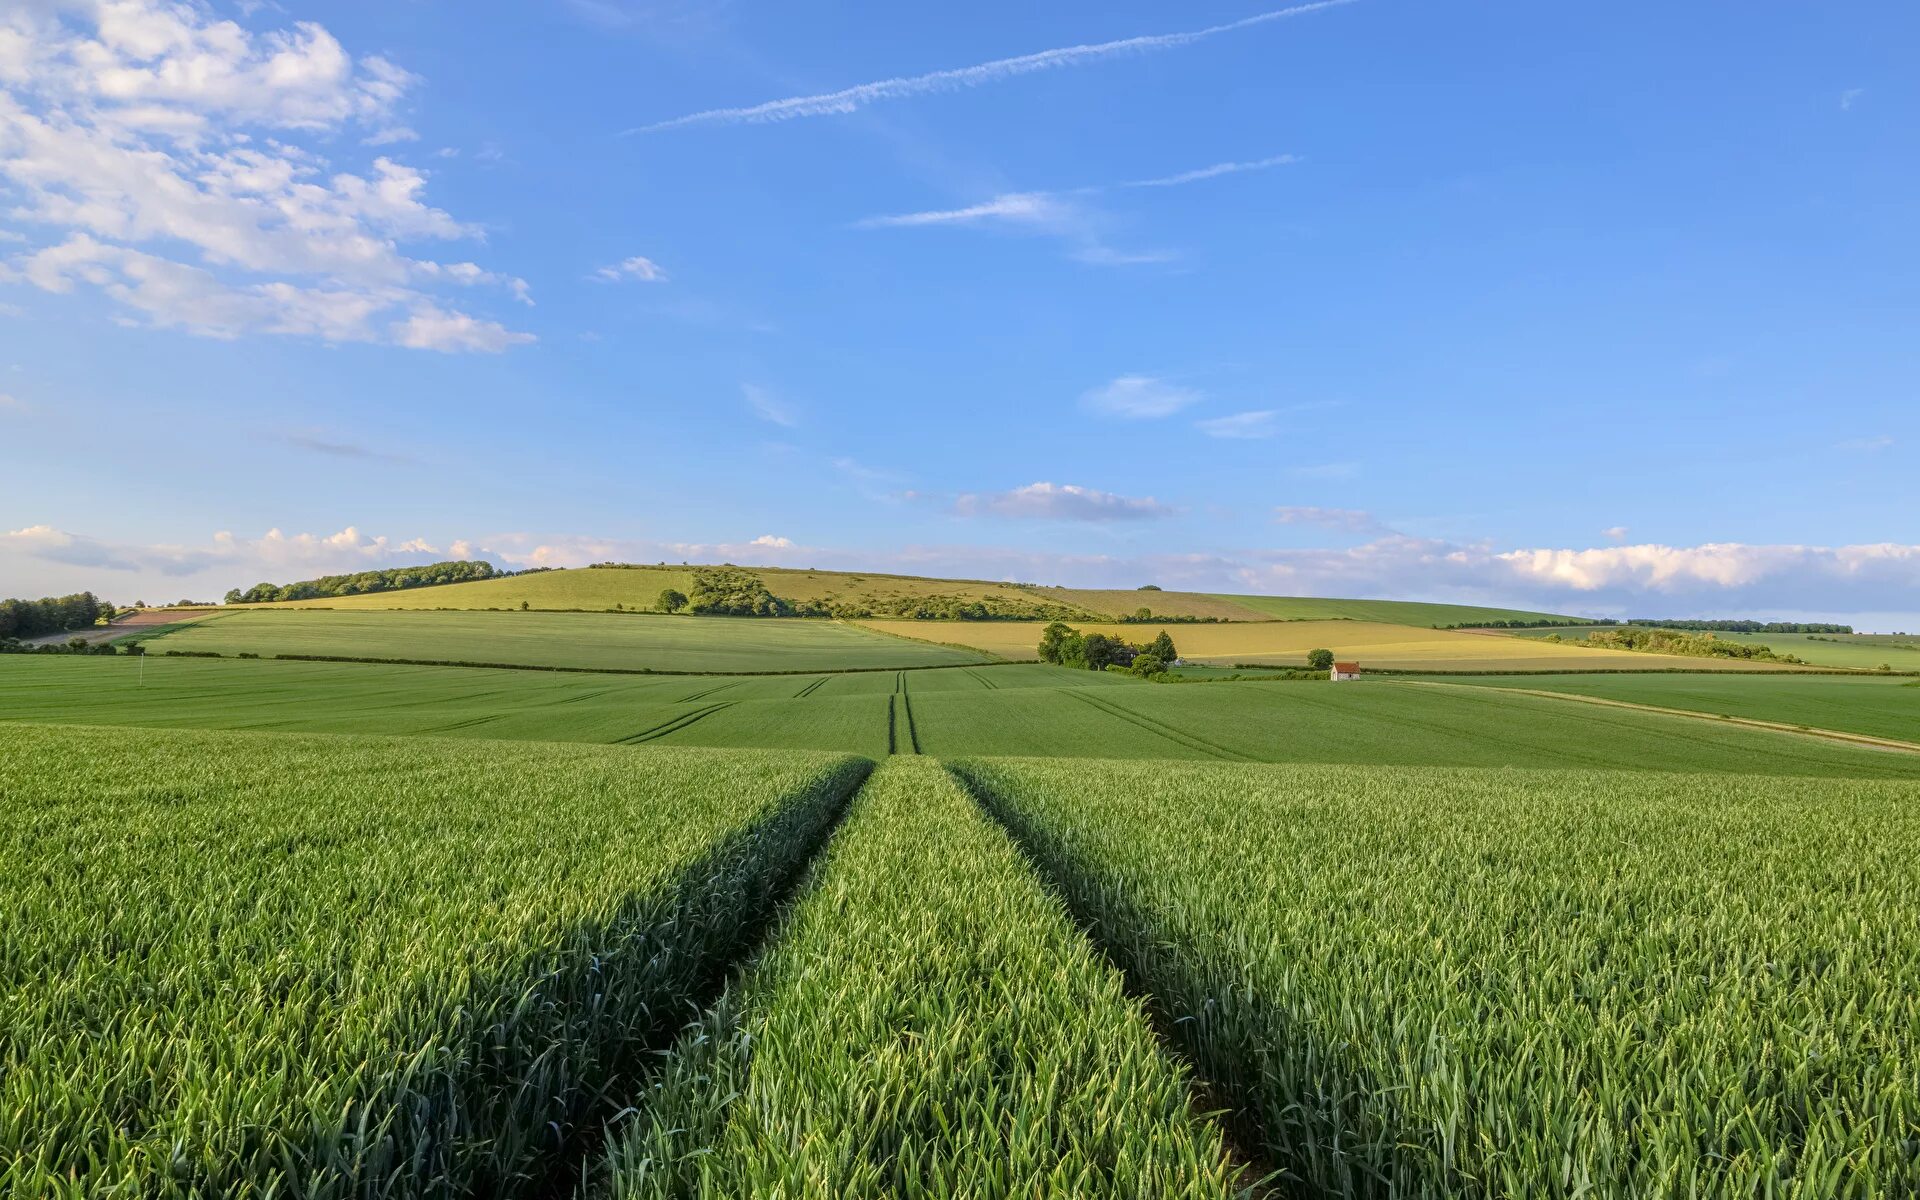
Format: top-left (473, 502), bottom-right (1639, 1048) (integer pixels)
top-left (5, 571), bottom-right (1918, 1198)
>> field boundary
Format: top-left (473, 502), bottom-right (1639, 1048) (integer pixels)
top-left (1397, 679), bottom-right (1920, 755)
top-left (140, 650), bottom-right (1038, 678)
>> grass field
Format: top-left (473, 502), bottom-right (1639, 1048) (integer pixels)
top-left (0, 723), bottom-right (866, 1198)
top-left (858, 617), bottom-right (1797, 671)
top-left (1502, 626), bottom-right (1920, 672)
top-left (135, 608), bottom-right (989, 673)
top-left (959, 757), bottom-right (1920, 1197)
top-left (6, 655), bottom-right (1914, 778)
top-left (1206, 592), bottom-right (1584, 628)
top-left (1450, 672), bottom-right (1920, 745)
top-left (592, 759), bottom-right (1245, 1197)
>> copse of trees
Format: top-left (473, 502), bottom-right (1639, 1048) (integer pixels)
top-left (224, 560), bottom-right (497, 605)
top-left (1037, 622), bottom-right (1179, 676)
top-left (0, 592), bottom-right (110, 641)
top-left (685, 568), bottom-right (794, 617)
top-left (657, 588), bottom-right (689, 613)
top-left (1572, 628), bottom-right (1807, 664)
top-left (1624, 619), bottom-right (1854, 634)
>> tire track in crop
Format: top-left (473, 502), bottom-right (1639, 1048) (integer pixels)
top-left (617, 702), bottom-right (733, 744)
top-left (899, 693), bottom-right (922, 754)
top-left (676, 681), bottom-right (741, 704)
top-left (966, 668), bottom-right (1000, 690)
top-left (1068, 691), bottom-right (1253, 761)
top-left (885, 694), bottom-right (899, 755)
top-left (791, 676), bottom-right (829, 700)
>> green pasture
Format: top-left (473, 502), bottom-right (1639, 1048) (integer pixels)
top-left (130, 608), bottom-right (989, 673)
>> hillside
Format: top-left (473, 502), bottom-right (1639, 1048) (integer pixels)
top-left (1501, 626), bottom-right (1920, 673)
top-left (1209, 592), bottom-right (1587, 628)
top-left (243, 563), bottom-right (1581, 625)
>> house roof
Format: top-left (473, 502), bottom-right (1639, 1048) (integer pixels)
top-left (1333, 662), bottom-right (1362, 672)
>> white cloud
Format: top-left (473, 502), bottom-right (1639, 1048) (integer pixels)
top-left (1272, 506), bottom-right (1384, 534)
top-left (742, 382), bottom-right (797, 427)
top-left (593, 254), bottom-right (669, 282)
top-left (630, 0), bottom-right (1356, 132)
top-left (1082, 375), bottom-right (1200, 419)
top-left (857, 192), bottom-right (1073, 230)
top-left (1837, 434), bottom-right (1893, 452)
top-left (392, 305), bottom-right (535, 353)
top-left (1120, 154), bottom-right (1299, 188)
top-left (750, 534), bottom-right (793, 548)
top-left (363, 125), bottom-right (419, 146)
top-left (1840, 88), bottom-right (1865, 111)
top-left (1603, 525), bottom-right (1630, 542)
top-left (1196, 409), bottom-right (1279, 439)
top-left (0, 3), bottom-right (530, 351)
top-left (953, 482), bottom-right (1174, 522)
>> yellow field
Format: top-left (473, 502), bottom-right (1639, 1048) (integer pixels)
top-left (1017, 586), bottom-right (1272, 621)
top-left (855, 619), bottom-right (1810, 672)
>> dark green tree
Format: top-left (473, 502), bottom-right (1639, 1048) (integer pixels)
top-left (1307, 648), bottom-right (1335, 670)
top-left (1037, 621), bottom-right (1076, 664)
top-left (657, 588), bottom-right (689, 613)
top-left (1147, 631), bottom-right (1177, 662)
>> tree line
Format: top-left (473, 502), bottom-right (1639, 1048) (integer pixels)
top-left (224, 560), bottom-right (498, 605)
top-left (0, 592), bottom-right (113, 641)
top-left (1550, 627), bottom-right (1807, 664)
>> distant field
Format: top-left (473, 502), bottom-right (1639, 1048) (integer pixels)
top-left (858, 617), bottom-right (1793, 671)
top-left (258, 565), bottom-right (1088, 617)
top-left (1502, 626), bottom-right (1920, 672)
top-left (6, 655), bottom-right (1914, 778)
top-left (1450, 672), bottom-right (1920, 745)
top-left (1207, 593), bottom-right (1583, 628)
top-left (249, 564), bottom-right (1395, 622)
top-left (138, 609), bottom-right (989, 673)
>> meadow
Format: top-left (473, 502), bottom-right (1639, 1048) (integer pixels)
top-left (958, 757), bottom-right (1920, 1198)
top-left (133, 608), bottom-right (987, 673)
top-left (1451, 672), bottom-right (1920, 745)
top-left (1502, 625), bottom-right (1920, 672)
top-left (0, 723), bottom-right (867, 1198)
top-left (858, 616), bottom-right (1795, 671)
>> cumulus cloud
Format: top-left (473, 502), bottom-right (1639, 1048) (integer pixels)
top-left (750, 534), bottom-right (794, 548)
top-left (1603, 525), bottom-right (1630, 542)
top-left (593, 255), bottom-right (668, 282)
top-left (953, 482), bottom-right (1174, 522)
top-left (0, 2), bottom-right (530, 351)
top-left (1081, 375), bottom-right (1199, 419)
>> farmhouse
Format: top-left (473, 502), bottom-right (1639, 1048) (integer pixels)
top-left (1330, 660), bottom-right (1363, 681)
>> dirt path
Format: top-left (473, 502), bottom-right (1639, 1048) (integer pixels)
top-left (1394, 679), bottom-right (1920, 755)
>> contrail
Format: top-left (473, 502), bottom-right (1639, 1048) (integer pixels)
top-left (1120, 154), bottom-right (1301, 188)
top-left (627, 0), bottom-right (1359, 134)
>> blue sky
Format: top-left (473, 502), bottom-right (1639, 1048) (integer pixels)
top-left (2, 0), bottom-right (1916, 624)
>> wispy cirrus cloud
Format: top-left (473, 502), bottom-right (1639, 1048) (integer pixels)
top-left (628, 1), bottom-right (1356, 133)
top-left (1082, 375), bottom-right (1200, 419)
top-left (954, 482), bottom-right (1175, 522)
top-left (742, 383), bottom-right (799, 427)
top-left (854, 154), bottom-right (1296, 262)
top-left (1272, 506), bottom-right (1388, 535)
top-left (1196, 409), bottom-right (1279, 439)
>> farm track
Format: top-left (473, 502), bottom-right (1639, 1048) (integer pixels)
top-left (791, 676), bottom-right (829, 699)
top-left (618, 702), bottom-right (734, 744)
top-left (1400, 680), bottom-right (1920, 755)
top-left (1067, 691), bottom-right (1254, 761)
